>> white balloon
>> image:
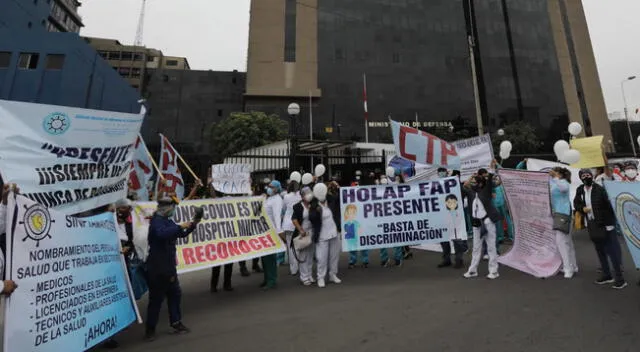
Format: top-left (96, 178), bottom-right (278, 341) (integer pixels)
top-left (313, 182), bottom-right (328, 202)
top-left (637, 135), bottom-right (640, 147)
top-left (500, 141), bottom-right (513, 153)
top-left (499, 149), bottom-right (510, 160)
top-left (568, 122), bottom-right (582, 136)
top-left (314, 164), bottom-right (326, 177)
top-left (553, 140), bottom-right (570, 160)
top-left (301, 173), bottom-right (313, 185)
top-left (385, 166), bottom-right (396, 178)
top-left (563, 149), bottom-right (581, 164)
top-left (497, 129), bottom-right (505, 137)
top-left (289, 171), bottom-right (302, 183)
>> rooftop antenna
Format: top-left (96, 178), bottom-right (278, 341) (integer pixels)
top-left (134, 0), bottom-right (147, 46)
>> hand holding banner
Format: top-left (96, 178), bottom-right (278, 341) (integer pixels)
top-left (570, 136), bottom-right (605, 168)
top-left (211, 164), bottom-right (252, 195)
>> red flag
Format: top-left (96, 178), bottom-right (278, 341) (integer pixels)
top-left (156, 134), bottom-right (185, 199)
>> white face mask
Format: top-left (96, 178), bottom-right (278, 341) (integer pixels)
top-left (626, 170), bottom-right (638, 179)
top-left (303, 194), bottom-right (313, 202)
top-left (380, 178), bottom-right (388, 185)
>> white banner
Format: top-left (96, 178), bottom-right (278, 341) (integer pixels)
top-left (526, 158), bottom-right (580, 208)
top-left (4, 195), bottom-right (137, 351)
top-left (211, 164), bottom-right (252, 195)
top-left (453, 134), bottom-right (494, 178)
top-left (0, 100), bottom-right (145, 214)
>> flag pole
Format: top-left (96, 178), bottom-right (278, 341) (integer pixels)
top-left (138, 133), bottom-right (164, 180)
top-left (363, 73), bottom-right (369, 143)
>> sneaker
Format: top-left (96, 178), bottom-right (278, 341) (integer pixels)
top-left (482, 254), bottom-right (489, 260)
top-left (290, 271), bottom-right (298, 276)
top-left (310, 277), bottom-right (316, 283)
top-left (612, 281), bottom-right (628, 290)
top-left (437, 261), bottom-right (452, 268)
top-left (302, 280), bottom-right (312, 286)
top-left (487, 272), bottom-right (500, 280)
top-left (563, 272), bottom-right (574, 279)
top-left (594, 276), bottom-right (615, 285)
top-left (463, 271), bottom-right (478, 278)
top-left (329, 275), bottom-right (342, 284)
top-left (317, 279), bottom-right (326, 288)
top-left (144, 329), bottom-right (156, 342)
top-left (171, 322), bottom-right (190, 334)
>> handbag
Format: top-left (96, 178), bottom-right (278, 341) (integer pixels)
top-left (552, 213), bottom-right (571, 234)
top-left (573, 211), bottom-right (585, 230)
top-left (293, 234), bottom-right (312, 251)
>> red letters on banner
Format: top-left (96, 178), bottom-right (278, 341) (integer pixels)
top-left (182, 235), bottom-right (276, 265)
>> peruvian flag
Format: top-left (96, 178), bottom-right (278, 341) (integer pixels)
top-left (363, 73), bottom-right (369, 122)
top-left (156, 134), bottom-right (185, 199)
top-left (128, 135), bottom-right (154, 200)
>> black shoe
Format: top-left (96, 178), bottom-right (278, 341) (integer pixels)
top-left (144, 329), bottom-right (156, 342)
top-left (259, 282), bottom-right (267, 288)
top-left (253, 265), bottom-right (263, 273)
top-left (453, 261), bottom-right (464, 269)
top-left (262, 284), bottom-right (276, 291)
top-left (393, 260), bottom-right (402, 267)
top-left (437, 261), bottom-right (452, 268)
top-left (103, 338), bottom-right (119, 349)
top-left (613, 281), bottom-right (628, 289)
top-left (381, 260), bottom-right (389, 267)
top-left (240, 267), bottom-right (250, 277)
top-left (594, 276), bottom-right (615, 285)
top-left (403, 252), bottom-right (413, 260)
top-left (171, 322), bottom-right (190, 334)
top-left (223, 286), bottom-right (234, 292)
top-left (362, 263), bottom-right (369, 268)
top-left (210, 286), bottom-right (218, 293)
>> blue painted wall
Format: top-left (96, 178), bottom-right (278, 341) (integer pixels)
top-left (0, 0), bottom-right (140, 113)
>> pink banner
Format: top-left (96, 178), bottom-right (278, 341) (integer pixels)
top-left (498, 169), bottom-right (561, 278)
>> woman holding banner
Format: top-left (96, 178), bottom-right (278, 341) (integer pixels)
top-left (549, 167), bottom-right (578, 279)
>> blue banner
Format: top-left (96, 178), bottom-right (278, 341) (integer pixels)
top-left (340, 177), bottom-right (464, 251)
top-left (604, 181), bottom-right (640, 269)
top-left (4, 195), bottom-right (137, 351)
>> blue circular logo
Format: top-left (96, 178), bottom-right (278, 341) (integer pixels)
top-left (43, 112), bottom-right (70, 135)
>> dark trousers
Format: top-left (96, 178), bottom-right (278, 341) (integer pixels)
top-left (146, 274), bottom-right (182, 330)
top-left (441, 240), bottom-right (465, 263)
top-left (594, 230), bottom-right (624, 282)
top-left (239, 258), bottom-right (261, 270)
top-left (261, 254), bottom-right (278, 287)
top-left (210, 263), bottom-right (233, 289)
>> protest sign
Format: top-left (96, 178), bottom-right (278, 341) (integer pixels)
top-left (390, 119), bottom-right (460, 168)
top-left (570, 136), bottom-right (605, 168)
top-left (0, 100), bottom-right (144, 214)
top-left (156, 134), bottom-right (185, 199)
top-left (4, 195), bottom-right (137, 352)
top-left (526, 158), bottom-right (580, 208)
top-left (133, 197), bottom-right (285, 273)
top-left (340, 177), bottom-right (463, 251)
top-left (211, 164), bottom-right (252, 195)
top-left (497, 170), bottom-right (561, 278)
top-left (604, 181), bottom-right (640, 269)
top-left (128, 135), bottom-right (154, 201)
top-left (453, 134), bottom-right (494, 178)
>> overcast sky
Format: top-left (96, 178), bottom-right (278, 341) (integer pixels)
top-left (79, 0), bottom-right (640, 115)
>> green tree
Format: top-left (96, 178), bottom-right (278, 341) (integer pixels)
top-left (493, 121), bottom-right (541, 154)
top-left (207, 111), bottom-right (288, 159)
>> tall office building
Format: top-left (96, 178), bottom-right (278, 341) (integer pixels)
top-left (245, 0), bottom-right (611, 150)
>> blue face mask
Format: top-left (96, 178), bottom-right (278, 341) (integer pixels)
top-left (266, 188), bottom-right (274, 196)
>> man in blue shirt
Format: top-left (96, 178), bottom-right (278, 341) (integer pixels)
top-left (145, 197), bottom-right (200, 341)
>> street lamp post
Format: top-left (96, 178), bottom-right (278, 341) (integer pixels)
top-left (288, 103), bottom-right (301, 172)
top-left (621, 76), bottom-right (637, 157)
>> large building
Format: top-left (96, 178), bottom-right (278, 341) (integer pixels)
top-left (85, 37), bottom-right (190, 91)
top-left (245, 0), bottom-right (611, 151)
top-left (0, 0), bottom-right (140, 113)
top-left (140, 68), bottom-right (246, 175)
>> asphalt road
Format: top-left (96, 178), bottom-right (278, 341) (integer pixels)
top-left (101, 235), bottom-right (638, 352)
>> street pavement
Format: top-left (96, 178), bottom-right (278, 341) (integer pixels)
top-left (106, 235), bottom-right (639, 352)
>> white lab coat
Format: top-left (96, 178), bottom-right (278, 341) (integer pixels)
top-left (265, 195), bottom-right (284, 234)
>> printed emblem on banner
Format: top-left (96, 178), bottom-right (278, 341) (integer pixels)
top-left (616, 193), bottom-right (640, 249)
top-left (19, 203), bottom-right (54, 247)
top-left (42, 112), bottom-right (71, 135)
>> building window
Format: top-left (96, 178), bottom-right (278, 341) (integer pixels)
top-left (131, 68), bottom-right (141, 77)
top-left (0, 52), bottom-right (11, 68)
top-left (18, 53), bottom-right (39, 69)
top-left (217, 109), bottom-right (223, 117)
top-left (108, 52), bottom-right (121, 60)
top-left (118, 67), bottom-right (131, 76)
top-left (166, 60), bottom-right (178, 66)
top-left (283, 0), bottom-right (297, 62)
top-left (133, 53), bottom-right (143, 61)
top-left (45, 54), bottom-right (65, 70)
top-left (121, 52), bottom-right (133, 60)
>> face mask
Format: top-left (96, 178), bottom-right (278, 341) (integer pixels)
top-left (304, 194), bottom-right (313, 202)
top-left (438, 172), bottom-right (447, 178)
top-left (582, 178), bottom-right (593, 186)
top-left (380, 178), bottom-right (388, 185)
top-left (317, 195), bottom-right (326, 202)
top-left (626, 170), bottom-right (638, 179)
top-left (168, 208), bottom-right (176, 218)
top-left (117, 210), bottom-right (128, 219)
top-left (355, 176), bottom-right (360, 180)
top-left (266, 188), bottom-right (274, 196)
